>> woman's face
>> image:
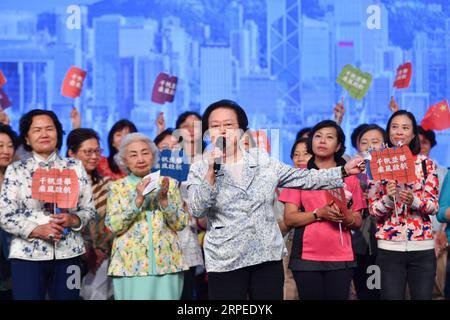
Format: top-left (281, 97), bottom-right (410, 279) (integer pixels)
top-left (112, 127), bottom-right (131, 150)
top-left (208, 107), bottom-right (241, 152)
top-left (419, 134), bottom-right (431, 156)
top-left (156, 134), bottom-right (179, 151)
top-left (292, 142), bottom-right (311, 168)
top-left (26, 115), bottom-right (58, 156)
top-left (69, 138), bottom-right (102, 174)
top-left (358, 129), bottom-right (384, 152)
top-left (179, 115), bottom-right (202, 144)
top-left (0, 133), bottom-right (15, 168)
top-left (311, 126), bottom-right (340, 159)
top-left (125, 141), bottom-right (154, 177)
top-left (389, 115), bottom-right (414, 147)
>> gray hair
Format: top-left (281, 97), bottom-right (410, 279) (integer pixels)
top-left (116, 132), bottom-right (159, 172)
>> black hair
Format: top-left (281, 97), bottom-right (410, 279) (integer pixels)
top-left (351, 123), bottom-right (369, 149)
top-left (154, 128), bottom-right (175, 147)
top-left (0, 124), bottom-right (19, 150)
top-left (107, 119), bottom-right (138, 174)
top-left (202, 99), bottom-right (248, 135)
top-left (19, 109), bottom-right (64, 152)
top-left (290, 137), bottom-right (309, 160)
top-left (356, 124), bottom-right (386, 148)
top-left (66, 128), bottom-right (102, 185)
top-left (418, 126), bottom-right (437, 148)
top-left (295, 127), bottom-right (312, 141)
top-left (175, 111), bottom-right (202, 129)
top-left (386, 110), bottom-right (421, 155)
top-left (307, 120), bottom-right (346, 163)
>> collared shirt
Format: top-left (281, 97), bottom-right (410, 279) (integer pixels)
top-left (186, 148), bottom-right (344, 273)
top-left (0, 152), bottom-right (96, 261)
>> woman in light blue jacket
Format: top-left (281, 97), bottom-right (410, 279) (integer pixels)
top-left (437, 171), bottom-right (450, 299)
top-left (186, 99), bottom-right (365, 300)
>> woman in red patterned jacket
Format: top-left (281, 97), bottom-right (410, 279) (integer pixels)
top-left (367, 110), bottom-right (439, 300)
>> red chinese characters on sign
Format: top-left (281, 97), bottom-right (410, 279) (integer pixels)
top-left (32, 168), bottom-right (79, 209)
top-left (151, 72), bottom-right (178, 104)
top-left (369, 145), bottom-right (416, 184)
top-left (0, 70), bottom-right (6, 87)
top-left (325, 188), bottom-right (348, 216)
top-left (393, 62), bottom-right (412, 89)
top-left (61, 66), bottom-right (86, 98)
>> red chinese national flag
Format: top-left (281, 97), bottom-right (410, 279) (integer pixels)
top-left (393, 62), bottom-right (412, 89)
top-left (61, 66), bottom-right (86, 98)
top-left (420, 100), bottom-right (450, 131)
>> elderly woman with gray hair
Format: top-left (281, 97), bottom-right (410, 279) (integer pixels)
top-left (105, 133), bottom-right (188, 300)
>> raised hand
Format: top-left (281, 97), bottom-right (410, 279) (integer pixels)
top-left (0, 110), bottom-right (10, 125)
top-left (389, 96), bottom-right (398, 113)
top-left (156, 112), bottom-right (166, 134)
top-left (70, 107), bottom-right (81, 129)
top-left (334, 97), bottom-right (345, 125)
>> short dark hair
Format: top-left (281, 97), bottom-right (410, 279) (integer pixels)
top-left (386, 110), bottom-right (421, 155)
top-left (295, 127), bottom-right (312, 141)
top-left (356, 124), bottom-right (386, 148)
top-left (0, 124), bottom-right (19, 150)
top-left (154, 128), bottom-right (175, 147)
top-left (175, 111), bottom-right (202, 129)
top-left (418, 126), bottom-right (437, 148)
top-left (351, 123), bottom-right (369, 149)
top-left (66, 128), bottom-right (102, 184)
top-left (202, 99), bottom-right (248, 136)
top-left (19, 109), bottom-right (64, 152)
top-left (290, 137), bottom-right (308, 160)
top-left (107, 119), bottom-right (138, 174)
top-left (307, 120), bottom-right (346, 161)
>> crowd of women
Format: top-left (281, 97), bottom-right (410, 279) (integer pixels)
top-left (0, 96), bottom-right (448, 300)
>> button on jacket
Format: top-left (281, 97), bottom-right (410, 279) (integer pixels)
top-left (186, 148), bottom-right (344, 272)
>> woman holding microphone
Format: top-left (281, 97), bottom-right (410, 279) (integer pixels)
top-left (186, 99), bottom-right (365, 300)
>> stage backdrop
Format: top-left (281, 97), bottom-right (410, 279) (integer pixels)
top-left (0, 0), bottom-right (449, 167)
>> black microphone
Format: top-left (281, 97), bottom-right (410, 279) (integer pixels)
top-left (213, 136), bottom-right (226, 175)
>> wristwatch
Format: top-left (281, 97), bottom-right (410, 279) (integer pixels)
top-left (341, 165), bottom-right (349, 178)
top-left (313, 208), bottom-right (322, 221)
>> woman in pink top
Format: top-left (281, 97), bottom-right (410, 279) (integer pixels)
top-left (279, 120), bottom-right (366, 300)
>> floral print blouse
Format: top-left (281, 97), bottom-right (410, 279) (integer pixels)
top-left (0, 152), bottom-right (96, 261)
top-left (106, 174), bottom-right (188, 277)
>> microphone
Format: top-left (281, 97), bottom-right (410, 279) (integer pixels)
top-left (213, 136), bottom-right (226, 175)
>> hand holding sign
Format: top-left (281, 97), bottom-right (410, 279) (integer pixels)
top-left (61, 66), bottom-right (86, 98)
top-left (389, 96), bottom-right (399, 113)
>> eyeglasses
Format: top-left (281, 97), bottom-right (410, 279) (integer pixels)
top-left (79, 148), bottom-right (103, 157)
top-left (209, 122), bottom-right (238, 130)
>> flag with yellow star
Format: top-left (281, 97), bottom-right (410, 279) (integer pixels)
top-left (421, 100), bottom-right (450, 131)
